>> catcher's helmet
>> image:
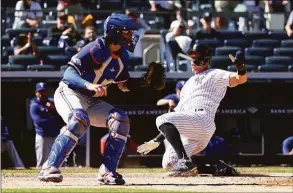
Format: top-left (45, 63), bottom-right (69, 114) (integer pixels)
top-left (104, 13), bottom-right (139, 52)
top-left (187, 44), bottom-right (212, 66)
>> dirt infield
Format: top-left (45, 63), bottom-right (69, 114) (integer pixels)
top-left (2, 172), bottom-right (293, 192)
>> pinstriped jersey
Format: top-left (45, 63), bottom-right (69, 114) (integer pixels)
top-left (174, 69), bottom-right (233, 117)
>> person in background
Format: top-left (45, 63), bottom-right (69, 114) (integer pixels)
top-left (14, 32), bottom-right (40, 56)
top-left (75, 26), bottom-right (96, 52)
top-left (1, 117), bottom-right (25, 169)
top-left (46, 14), bottom-right (71, 46)
top-left (214, 0), bottom-right (238, 13)
top-left (282, 135), bottom-right (293, 155)
top-left (285, 10), bottom-right (293, 37)
top-left (29, 82), bottom-right (64, 168)
top-left (157, 80), bottom-right (185, 112)
top-left (58, 23), bottom-right (82, 50)
top-left (126, 9), bottom-right (150, 57)
top-left (13, 0), bottom-right (43, 29)
top-left (194, 12), bottom-right (220, 40)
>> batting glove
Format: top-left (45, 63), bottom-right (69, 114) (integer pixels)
top-left (137, 139), bottom-right (160, 155)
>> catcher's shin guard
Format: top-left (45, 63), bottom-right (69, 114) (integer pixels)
top-left (47, 109), bottom-right (90, 168)
top-left (99, 109), bottom-right (130, 174)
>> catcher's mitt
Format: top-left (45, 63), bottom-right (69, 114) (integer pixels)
top-left (143, 62), bottom-right (166, 90)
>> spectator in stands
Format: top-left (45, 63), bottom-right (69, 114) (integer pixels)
top-left (149, 0), bottom-right (176, 11)
top-left (14, 32), bottom-right (40, 56)
top-left (126, 9), bottom-right (150, 57)
top-left (282, 135), bottom-right (293, 155)
top-left (157, 80), bottom-right (185, 112)
top-left (214, 16), bottom-right (228, 30)
top-left (13, 0), bottom-right (43, 29)
top-left (193, 12), bottom-right (220, 40)
top-left (57, 0), bottom-right (83, 29)
top-left (285, 10), bottom-right (293, 37)
top-left (46, 14), bottom-right (71, 46)
top-left (214, 0), bottom-right (238, 12)
top-left (29, 82), bottom-right (64, 168)
top-left (165, 20), bottom-right (192, 70)
top-left (58, 23), bottom-right (82, 49)
top-left (75, 26), bottom-right (96, 52)
top-left (1, 116), bottom-right (25, 169)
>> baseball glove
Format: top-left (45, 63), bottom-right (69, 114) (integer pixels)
top-left (143, 62), bottom-right (166, 90)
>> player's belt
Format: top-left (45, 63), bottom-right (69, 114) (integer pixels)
top-left (194, 109), bottom-right (204, 112)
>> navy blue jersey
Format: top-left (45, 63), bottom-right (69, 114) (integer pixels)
top-left (163, 94), bottom-right (180, 105)
top-left (62, 38), bottom-right (130, 95)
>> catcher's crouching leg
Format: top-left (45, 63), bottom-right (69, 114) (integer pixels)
top-left (39, 109), bottom-right (90, 183)
top-left (97, 108), bottom-right (130, 185)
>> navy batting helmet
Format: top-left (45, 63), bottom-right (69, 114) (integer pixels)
top-left (104, 13), bottom-right (139, 51)
top-left (187, 44), bottom-right (212, 66)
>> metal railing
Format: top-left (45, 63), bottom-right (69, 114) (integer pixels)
top-left (143, 43), bottom-right (160, 66)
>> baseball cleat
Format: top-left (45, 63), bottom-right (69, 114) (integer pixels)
top-left (214, 160), bottom-right (240, 176)
top-left (38, 167), bottom-right (63, 183)
top-left (168, 158), bottom-right (198, 177)
top-left (97, 172), bottom-right (125, 185)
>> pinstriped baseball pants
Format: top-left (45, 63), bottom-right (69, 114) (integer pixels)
top-left (156, 111), bottom-right (216, 170)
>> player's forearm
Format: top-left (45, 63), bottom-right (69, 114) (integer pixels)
top-left (63, 66), bottom-right (90, 89)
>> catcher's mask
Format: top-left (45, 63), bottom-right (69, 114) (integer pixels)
top-left (104, 13), bottom-right (139, 52)
top-left (187, 43), bottom-right (211, 66)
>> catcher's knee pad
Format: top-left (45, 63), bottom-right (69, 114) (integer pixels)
top-left (67, 108), bottom-right (90, 139)
top-left (107, 108), bottom-right (130, 140)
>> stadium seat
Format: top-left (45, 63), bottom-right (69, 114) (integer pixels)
top-left (6, 28), bottom-right (37, 38)
top-left (134, 65), bottom-right (149, 71)
top-left (1, 36), bottom-right (10, 47)
top-left (268, 31), bottom-right (288, 40)
top-left (1, 64), bottom-right (27, 71)
top-left (224, 39), bottom-right (252, 48)
top-left (273, 48), bottom-right (293, 57)
top-left (265, 56), bottom-right (293, 65)
top-left (243, 31), bottom-right (269, 39)
top-left (195, 39), bottom-right (224, 48)
top-left (128, 56), bottom-right (143, 71)
top-left (258, 64), bottom-right (288, 72)
top-left (1, 55), bottom-right (8, 64)
top-left (227, 64), bottom-right (258, 72)
top-left (32, 36), bottom-right (44, 46)
top-left (281, 39), bottom-right (293, 47)
top-left (43, 55), bottom-right (70, 67)
top-left (218, 30), bottom-right (244, 39)
top-left (9, 55), bottom-right (40, 66)
top-left (27, 64), bottom-right (56, 71)
top-left (245, 56), bottom-right (265, 65)
top-left (252, 39), bottom-right (280, 48)
top-left (65, 47), bottom-right (78, 57)
top-left (38, 46), bottom-right (64, 56)
top-left (210, 56), bottom-right (233, 69)
top-left (2, 47), bottom-right (14, 57)
top-left (215, 46), bottom-right (242, 56)
top-left (245, 47), bottom-right (273, 57)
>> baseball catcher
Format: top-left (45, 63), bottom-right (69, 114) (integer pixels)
top-left (37, 13), bottom-right (165, 185)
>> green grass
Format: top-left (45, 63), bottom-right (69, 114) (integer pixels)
top-left (2, 188), bottom-right (196, 193)
top-left (2, 166), bottom-right (292, 175)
